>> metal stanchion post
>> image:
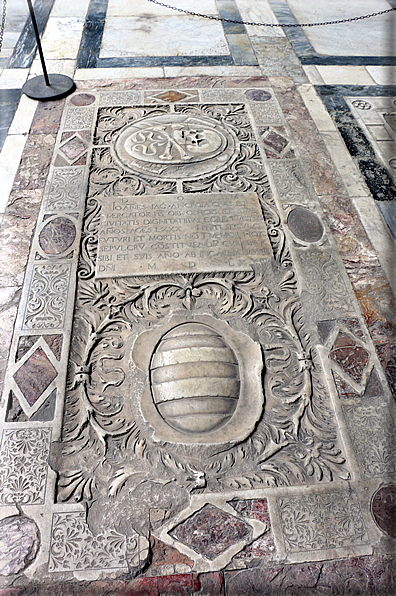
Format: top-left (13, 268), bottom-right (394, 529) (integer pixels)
top-left (22, 0), bottom-right (75, 100)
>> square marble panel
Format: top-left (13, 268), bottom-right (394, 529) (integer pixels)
top-left (100, 16), bottom-right (229, 58)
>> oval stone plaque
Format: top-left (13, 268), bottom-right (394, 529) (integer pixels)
top-left (287, 207), bottom-right (324, 243)
top-left (115, 113), bottom-right (237, 179)
top-left (150, 323), bottom-right (240, 434)
top-left (39, 217), bottom-right (76, 255)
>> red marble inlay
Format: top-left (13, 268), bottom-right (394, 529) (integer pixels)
top-left (13, 348), bottom-right (57, 406)
top-left (170, 504), bottom-right (251, 560)
top-left (39, 217), bottom-right (76, 255)
top-left (230, 498), bottom-right (275, 558)
top-left (70, 93), bottom-right (95, 106)
top-left (371, 485), bottom-right (396, 539)
top-left (43, 335), bottom-right (63, 361)
top-left (329, 331), bottom-right (369, 384)
top-left (60, 136), bottom-right (87, 160)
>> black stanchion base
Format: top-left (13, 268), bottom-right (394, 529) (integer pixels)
top-left (22, 74), bottom-right (75, 101)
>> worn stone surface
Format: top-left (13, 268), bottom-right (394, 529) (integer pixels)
top-left (0, 74), bottom-right (395, 593)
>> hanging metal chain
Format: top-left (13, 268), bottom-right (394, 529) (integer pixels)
top-left (147, 0), bottom-right (395, 28)
top-left (0, 0), bottom-right (6, 53)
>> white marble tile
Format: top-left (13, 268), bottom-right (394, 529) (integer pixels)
top-left (164, 65), bottom-right (262, 77)
top-left (40, 17), bottom-right (85, 60)
top-left (51, 0), bottom-right (90, 18)
top-left (107, 0), bottom-right (218, 17)
top-left (320, 130), bottom-right (371, 197)
top-left (100, 16), bottom-right (229, 58)
top-left (298, 84), bottom-right (338, 132)
top-left (75, 67), bottom-right (165, 80)
top-left (29, 58), bottom-right (76, 78)
top-left (286, 0), bottom-right (396, 57)
top-left (366, 66), bottom-right (396, 86)
top-left (0, 68), bottom-right (29, 89)
top-left (302, 65), bottom-right (325, 86)
top-left (316, 66), bottom-right (376, 86)
top-left (0, 135), bottom-right (27, 214)
top-left (352, 196), bottom-right (396, 296)
top-left (235, 0), bottom-right (284, 37)
top-left (367, 125), bottom-right (393, 142)
top-left (8, 94), bottom-right (37, 135)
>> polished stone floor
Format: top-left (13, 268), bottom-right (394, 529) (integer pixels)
top-left (0, 1), bottom-right (395, 594)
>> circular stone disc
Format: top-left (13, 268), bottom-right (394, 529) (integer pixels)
top-left (287, 207), bottom-right (324, 243)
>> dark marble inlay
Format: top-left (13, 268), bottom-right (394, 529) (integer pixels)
top-left (13, 347), bottom-right (57, 406)
top-left (97, 55), bottom-right (234, 68)
top-left (371, 486), bottom-right (396, 539)
top-left (377, 202), bottom-right (396, 239)
top-left (39, 217), bottom-right (77, 255)
top-left (245, 89), bottom-right (271, 102)
top-left (0, 89), bottom-right (22, 152)
top-left (170, 504), bottom-right (251, 560)
top-left (8, 0), bottom-right (55, 68)
top-left (330, 332), bottom-right (369, 384)
top-left (216, 0), bottom-right (246, 34)
top-left (317, 86), bottom-right (396, 203)
top-left (363, 369), bottom-right (383, 398)
top-left (287, 207), bottom-right (324, 243)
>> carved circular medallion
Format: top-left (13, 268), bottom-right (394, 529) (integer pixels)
top-left (371, 485), bottom-right (396, 539)
top-left (150, 323), bottom-right (240, 434)
top-left (115, 114), bottom-right (237, 179)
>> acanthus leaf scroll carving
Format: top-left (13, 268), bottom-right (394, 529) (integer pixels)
top-left (57, 266), bottom-right (349, 510)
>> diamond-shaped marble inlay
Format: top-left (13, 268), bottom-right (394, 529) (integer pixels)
top-left (259, 127), bottom-right (295, 159)
top-left (169, 505), bottom-right (251, 560)
top-left (13, 348), bottom-right (57, 406)
top-left (329, 331), bottom-right (369, 384)
top-left (154, 91), bottom-right (188, 102)
top-left (60, 136), bottom-right (87, 161)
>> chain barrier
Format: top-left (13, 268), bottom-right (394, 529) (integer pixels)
top-left (147, 0), bottom-right (395, 28)
top-left (0, 0), bottom-right (7, 53)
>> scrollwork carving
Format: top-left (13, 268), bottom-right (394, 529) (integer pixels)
top-left (56, 267), bottom-right (349, 510)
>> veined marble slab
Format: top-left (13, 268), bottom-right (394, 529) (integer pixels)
top-left (100, 16), bottom-right (229, 58)
top-left (50, 0), bottom-right (90, 18)
top-left (286, 0), bottom-right (396, 57)
top-left (39, 17), bottom-right (85, 60)
top-left (235, 0), bottom-right (285, 38)
top-left (107, 0), bottom-right (219, 17)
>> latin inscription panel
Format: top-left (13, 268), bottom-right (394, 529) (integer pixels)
top-left (96, 192), bottom-right (272, 277)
